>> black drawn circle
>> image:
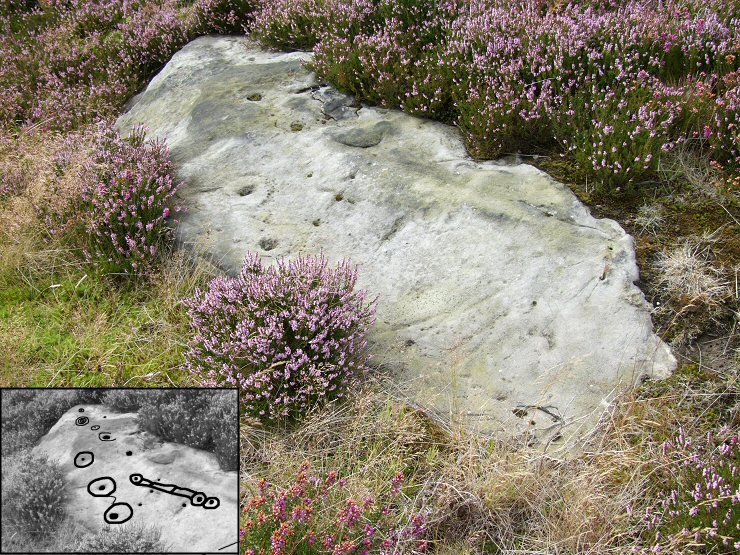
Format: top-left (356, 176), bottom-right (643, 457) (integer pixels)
top-left (104, 502), bottom-right (132, 525)
top-left (75, 416), bottom-right (89, 426)
top-left (203, 497), bottom-right (220, 510)
top-left (78, 408), bottom-right (85, 412)
top-left (87, 476), bottom-right (116, 497)
top-left (98, 431), bottom-right (115, 441)
top-left (90, 425), bottom-right (100, 430)
top-left (129, 473), bottom-right (143, 485)
top-left (74, 451), bottom-right (94, 468)
top-left (191, 492), bottom-right (206, 506)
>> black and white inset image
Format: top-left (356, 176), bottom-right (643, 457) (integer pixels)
top-left (1, 389), bottom-right (238, 553)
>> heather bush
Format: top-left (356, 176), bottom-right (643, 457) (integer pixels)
top-left (638, 427), bottom-right (740, 553)
top-left (0, 131), bottom-right (28, 199)
top-left (251, 0), bottom-right (368, 51)
top-left (241, 462), bottom-right (428, 554)
top-left (252, 0), bottom-right (740, 192)
top-left (1, 451), bottom-right (67, 535)
top-left (34, 123), bottom-right (180, 277)
top-left (710, 70), bottom-right (740, 170)
top-left (137, 389), bottom-right (238, 470)
top-left (0, 0), bottom-right (259, 130)
top-left (191, 0), bottom-right (255, 34)
top-left (554, 81), bottom-right (684, 190)
top-left (75, 522), bottom-right (167, 552)
top-left (184, 253), bottom-right (375, 421)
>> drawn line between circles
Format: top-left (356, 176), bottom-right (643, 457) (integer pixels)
top-left (129, 473), bottom-right (221, 509)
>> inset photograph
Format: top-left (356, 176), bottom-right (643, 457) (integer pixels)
top-left (1, 388), bottom-right (238, 554)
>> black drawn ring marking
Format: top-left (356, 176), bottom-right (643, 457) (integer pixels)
top-left (75, 416), bottom-right (89, 426)
top-left (98, 431), bottom-right (115, 441)
top-left (87, 476), bottom-right (116, 497)
top-left (74, 451), bottom-right (94, 468)
top-left (104, 502), bottom-right (133, 524)
top-left (90, 425), bottom-right (100, 430)
top-left (129, 473), bottom-right (220, 510)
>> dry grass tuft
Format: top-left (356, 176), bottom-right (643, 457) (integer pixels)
top-left (633, 202), bottom-right (665, 236)
top-left (655, 240), bottom-right (730, 302)
top-left (653, 236), bottom-right (735, 345)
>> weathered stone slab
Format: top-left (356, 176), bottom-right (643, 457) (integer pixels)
top-left (32, 404), bottom-right (237, 552)
top-left (117, 36), bottom-right (675, 447)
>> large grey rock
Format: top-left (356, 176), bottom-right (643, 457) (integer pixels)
top-left (117, 36), bottom-right (675, 447)
top-left (32, 404), bottom-right (237, 552)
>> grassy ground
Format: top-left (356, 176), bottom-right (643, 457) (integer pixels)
top-left (0, 204), bottom-right (214, 388)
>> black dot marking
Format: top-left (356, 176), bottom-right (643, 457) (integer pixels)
top-left (104, 502), bottom-right (132, 525)
top-left (75, 416), bottom-right (89, 426)
top-left (138, 503), bottom-right (142, 506)
top-left (128, 472), bottom-right (220, 513)
top-left (98, 431), bottom-right (115, 442)
top-left (78, 408), bottom-right (84, 412)
top-left (103, 416), bottom-right (106, 418)
top-left (74, 451), bottom-right (94, 468)
top-left (126, 451), bottom-right (132, 456)
top-left (87, 477), bottom-right (116, 497)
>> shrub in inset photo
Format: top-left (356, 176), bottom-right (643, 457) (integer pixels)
top-left (101, 389), bottom-right (153, 412)
top-left (1, 451), bottom-right (67, 535)
top-left (75, 522), bottom-right (168, 552)
top-left (1, 389), bottom-right (104, 455)
top-left (184, 253), bottom-right (376, 421)
top-left (136, 389), bottom-right (239, 471)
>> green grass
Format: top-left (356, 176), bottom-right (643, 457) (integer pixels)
top-left (0, 236), bottom-right (210, 388)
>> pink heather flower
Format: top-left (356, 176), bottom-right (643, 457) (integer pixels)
top-left (391, 472), bottom-right (405, 495)
top-left (336, 498), bottom-right (362, 526)
top-left (184, 253), bottom-right (376, 421)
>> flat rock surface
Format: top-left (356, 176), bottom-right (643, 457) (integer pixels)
top-left (32, 404), bottom-right (238, 553)
top-left (117, 36), bottom-right (676, 446)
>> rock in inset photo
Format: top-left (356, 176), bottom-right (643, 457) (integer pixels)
top-left (0, 388), bottom-right (239, 554)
